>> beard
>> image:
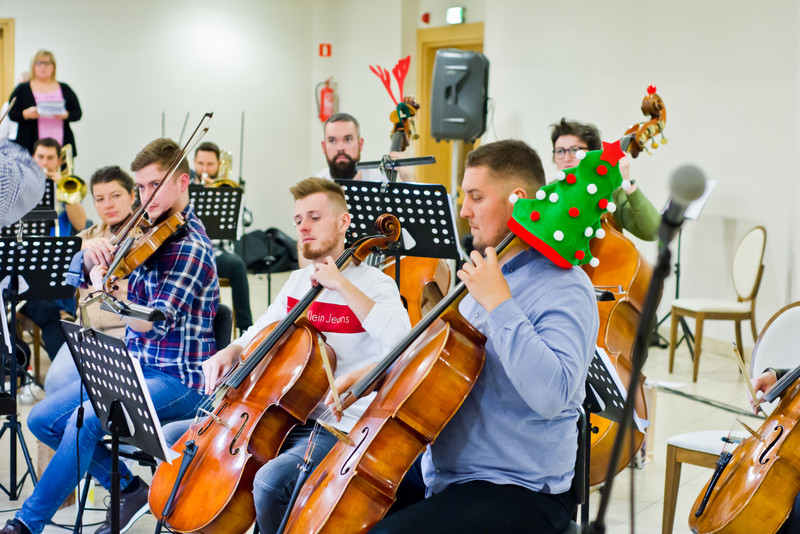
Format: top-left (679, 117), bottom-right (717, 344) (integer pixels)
top-left (301, 232), bottom-right (340, 262)
top-left (328, 152), bottom-right (358, 180)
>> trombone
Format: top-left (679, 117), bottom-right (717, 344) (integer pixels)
top-left (57, 143), bottom-right (87, 204)
top-left (206, 149), bottom-right (239, 188)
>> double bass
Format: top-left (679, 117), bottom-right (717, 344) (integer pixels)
top-left (147, 216), bottom-right (401, 533)
top-left (581, 85), bottom-right (667, 484)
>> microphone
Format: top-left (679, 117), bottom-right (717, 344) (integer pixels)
top-left (658, 164), bottom-right (707, 244)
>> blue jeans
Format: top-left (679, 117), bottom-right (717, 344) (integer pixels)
top-left (18, 366), bottom-right (204, 534)
top-left (43, 343), bottom-right (81, 394)
top-left (253, 421), bottom-right (338, 534)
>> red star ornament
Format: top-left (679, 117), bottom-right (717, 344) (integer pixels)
top-left (599, 140), bottom-right (625, 167)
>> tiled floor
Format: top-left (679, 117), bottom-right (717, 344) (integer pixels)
top-left (0, 273), bottom-right (761, 533)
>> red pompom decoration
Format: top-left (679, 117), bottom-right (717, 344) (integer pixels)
top-left (598, 199), bottom-right (609, 209)
top-left (566, 173), bottom-right (577, 184)
top-left (596, 165), bottom-right (608, 176)
top-left (530, 211), bottom-right (540, 222)
top-left (575, 250), bottom-right (585, 260)
top-left (569, 207), bottom-right (579, 218)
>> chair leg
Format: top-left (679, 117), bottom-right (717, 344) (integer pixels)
top-left (734, 321), bottom-right (745, 373)
top-left (693, 315), bottom-right (704, 382)
top-left (662, 444), bottom-right (682, 534)
top-left (669, 310), bottom-right (679, 373)
top-left (749, 313), bottom-right (758, 343)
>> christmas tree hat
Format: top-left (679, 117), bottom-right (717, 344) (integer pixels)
top-left (507, 139), bottom-right (628, 269)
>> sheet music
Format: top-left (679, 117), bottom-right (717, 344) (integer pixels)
top-left (594, 346), bottom-right (650, 432)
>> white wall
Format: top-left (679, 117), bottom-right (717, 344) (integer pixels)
top-left (484, 0), bottom-right (799, 340)
top-left (2, 0), bottom-right (313, 234)
top-left (4, 0), bottom-right (799, 342)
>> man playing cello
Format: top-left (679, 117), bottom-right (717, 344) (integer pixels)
top-left (201, 177), bottom-right (411, 533)
top-left (370, 140), bottom-right (599, 533)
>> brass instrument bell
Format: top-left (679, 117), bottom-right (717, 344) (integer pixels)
top-left (56, 143), bottom-right (87, 204)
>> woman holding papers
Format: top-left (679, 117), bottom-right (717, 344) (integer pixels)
top-left (8, 49), bottom-right (82, 157)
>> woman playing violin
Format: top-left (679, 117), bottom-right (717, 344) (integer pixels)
top-left (551, 118), bottom-right (661, 241)
top-left (201, 178), bottom-right (411, 534)
top-left (45, 165), bottom-right (138, 394)
top-left (0, 139), bottom-right (219, 534)
top-left (371, 140), bottom-right (598, 534)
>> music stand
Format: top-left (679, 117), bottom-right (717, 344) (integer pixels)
top-left (188, 185), bottom-right (244, 241)
top-left (652, 180), bottom-right (717, 350)
top-left (0, 235), bottom-right (80, 499)
top-left (1, 180), bottom-right (58, 238)
top-left (336, 180), bottom-right (462, 288)
top-left (577, 345), bottom-right (649, 526)
top-left (61, 322), bottom-right (176, 534)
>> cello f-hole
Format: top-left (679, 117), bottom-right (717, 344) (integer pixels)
top-left (198, 401), bottom-right (228, 436)
top-left (340, 427), bottom-right (370, 476)
top-left (230, 412), bottom-right (250, 456)
top-left (758, 425), bottom-right (783, 465)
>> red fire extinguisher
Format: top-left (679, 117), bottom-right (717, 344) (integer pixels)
top-left (316, 78), bottom-right (335, 122)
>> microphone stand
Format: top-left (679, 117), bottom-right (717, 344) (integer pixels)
top-left (589, 218), bottom-right (680, 534)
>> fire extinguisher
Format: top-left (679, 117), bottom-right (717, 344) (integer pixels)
top-left (316, 78), bottom-right (335, 122)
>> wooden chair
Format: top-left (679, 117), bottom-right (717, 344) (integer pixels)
top-left (661, 301), bottom-right (800, 533)
top-left (668, 226), bottom-right (766, 382)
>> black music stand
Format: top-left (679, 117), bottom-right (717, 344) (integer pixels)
top-left (188, 185), bottom-right (244, 241)
top-left (0, 235), bottom-right (80, 499)
top-left (578, 346), bottom-right (649, 527)
top-left (1, 180), bottom-right (58, 237)
top-left (61, 322), bottom-right (176, 534)
top-left (335, 180), bottom-right (462, 288)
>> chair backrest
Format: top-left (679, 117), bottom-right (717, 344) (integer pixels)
top-left (732, 226), bottom-right (766, 301)
top-left (750, 301), bottom-right (800, 378)
top-left (214, 304), bottom-right (233, 349)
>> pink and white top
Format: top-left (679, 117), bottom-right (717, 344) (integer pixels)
top-left (33, 88), bottom-right (65, 145)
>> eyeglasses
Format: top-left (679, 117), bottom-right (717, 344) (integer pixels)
top-left (553, 146), bottom-right (588, 159)
top-left (34, 61), bottom-right (53, 66)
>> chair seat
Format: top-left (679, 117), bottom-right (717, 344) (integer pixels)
top-left (672, 299), bottom-right (751, 314)
top-left (666, 430), bottom-right (748, 456)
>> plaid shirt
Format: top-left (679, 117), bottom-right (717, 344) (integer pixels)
top-left (126, 205), bottom-right (219, 391)
top-left (0, 137), bottom-right (45, 227)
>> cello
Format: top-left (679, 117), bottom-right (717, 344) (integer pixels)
top-left (580, 85), bottom-right (667, 485)
top-left (370, 57), bottom-right (451, 326)
top-left (282, 233), bottom-right (525, 533)
top-left (147, 215), bottom-right (401, 533)
top-left (689, 366), bottom-right (800, 533)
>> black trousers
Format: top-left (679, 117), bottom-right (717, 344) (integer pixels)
top-left (370, 479), bottom-right (574, 534)
top-left (215, 250), bottom-right (252, 330)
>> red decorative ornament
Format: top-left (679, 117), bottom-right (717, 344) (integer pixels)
top-left (575, 250), bottom-right (585, 260)
top-left (568, 207), bottom-right (579, 218)
top-left (598, 199), bottom-right (609, 209)
top-left (530, 211), bottom-right (540, 222)
top-left (647, 84), bottom-right (657, 95)
top-left (596, 165), bottom-right (608, 176)
top-left (566, 173), bottom-right (577, 184)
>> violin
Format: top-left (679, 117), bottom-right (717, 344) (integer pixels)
top-left (103, 114), bottom-right (212, 293)
top-left (689, 366), bottom-right (800, 533)
top-left (371, 57), bottom-right (451, 325)
top-left (147, 215), bottom-right (401, 533)
top-left (282, 233), bottom-right (522, 534)
top-left (580, 85), bottom-right (667, 484)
